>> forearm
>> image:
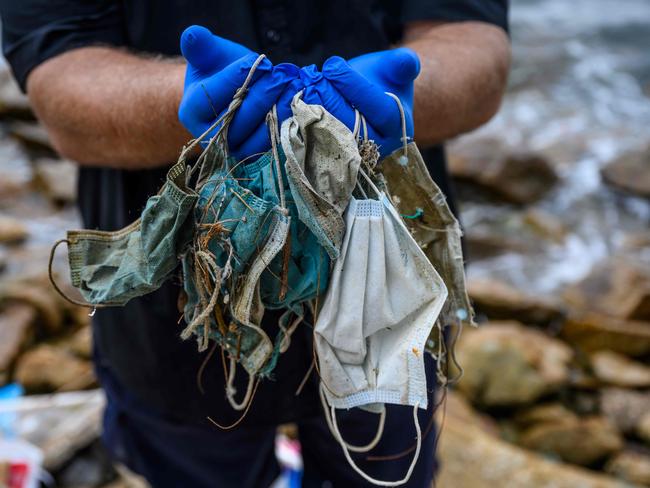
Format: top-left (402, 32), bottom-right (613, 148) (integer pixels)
top-left (404, 21), bottom-right (511, 146)
top-left (26, 47), bottom-right (190, 168)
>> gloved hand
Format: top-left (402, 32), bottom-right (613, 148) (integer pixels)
top-left (178, 25), bottom-right (300, 159)
top-left (322, 48), bottom-right (420, 156)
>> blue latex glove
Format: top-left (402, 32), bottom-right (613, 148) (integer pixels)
top-left (178, 25), bottom-right (300, 159)
top-left (322, 48), bottom-right (420, 156)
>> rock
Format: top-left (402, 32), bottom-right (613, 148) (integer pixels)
top-left (0, 60), bottom-right (32, 119)
top-left (465, 232), bottom-right (530, 259)
top-left (514, 403), bottom-right (578, 428)
top-left (591, 351), bottom-right (650, 388)
top-left (601, 388), bottom-right (650, 435)
top-left (468, 278), bottom-right (564, 325)
top-left (456, 321), bottom-right (573, 406)
top-left (602, 149), bottom-right (650, 199)
top-left (518, 415), bottom-right (624, 466)
top-left (523, 208), bottom-right (567, 243)
top-left (438, 394), bottom-right (631, 488)
top-left (34, 158), bottom-right (78, 205)
top-left (606, 451), bottom-right (650, 486)
top-left (448, 137), bottom-right (559, 204)
top-left (0, 304), bottom-right (36, 372)
top-left (0, 215), bottom-right (28, 244)
top-left (60, 326), bottom-right (92, 359)
top-left (0, 279), bottom-right (64, 334)
top-left (14, 345), bottom-right (95, 393)
top-left (562, 312), bottom-right (650, 357)
top-left (638, 414), bottom-right (650, 444)
top-left (7, 121), bottom-right (53, 153)
top-left (563, 258), bottom-right (650, 321)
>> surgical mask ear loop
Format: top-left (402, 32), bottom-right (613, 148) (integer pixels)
top-left (319, 386), bottom-right (385, 453)
top-left (384, 92), bottom-right (409, 161)
top-left (48, 238), bottom-right (110, 316)
top-left (321, 384), bottom-right (422, 487)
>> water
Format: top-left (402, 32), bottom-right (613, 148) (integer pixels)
top-left (460, 0), bottom-right (650, 295)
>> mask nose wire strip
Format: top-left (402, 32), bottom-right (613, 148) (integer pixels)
top-left (48, 238), bottom-right (109, 314)
top-left (324, 389), bottom-right (422, 486)
top-left (319, 386), bottom-right (385, 453)
top-left (384, 92), bottom-right (408, 159)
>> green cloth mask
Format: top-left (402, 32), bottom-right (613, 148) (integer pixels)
top-left (63, 161), bottom-right (197, 306)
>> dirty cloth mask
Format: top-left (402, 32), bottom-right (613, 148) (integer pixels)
top-left (53, 160), bottom-right (197, 307)
top-left (281, 93), bottom-right (361, 259)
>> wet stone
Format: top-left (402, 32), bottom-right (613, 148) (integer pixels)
top-left (0, 215), bottom-right (28, 244)
top-left (14, 344), bottom-right (95, 393)
top-left (590, 350), bottom-right (650, 388)
top-left (605, 451), bottom-right (650, 486)
top-left (517, 415), bottom-right (624, 466)
top-left (0, 304), bottom-right (36, 374)
top-left (456, 321), bottom-right (573, 407)
top-left (448, 137), bottom-right (559, 205)
top-left (468, 278), bottom-right (564, 325)
top-left (601, 148), bottom-right (650, 199)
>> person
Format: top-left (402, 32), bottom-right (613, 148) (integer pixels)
top-left (0, 2), bottom-right (510, 487)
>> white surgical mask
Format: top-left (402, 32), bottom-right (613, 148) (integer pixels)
top-left (314, 170), bottom-right (447, 486)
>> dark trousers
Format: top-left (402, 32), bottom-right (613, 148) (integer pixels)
top-left (97, 354), bottom-right (440, 488)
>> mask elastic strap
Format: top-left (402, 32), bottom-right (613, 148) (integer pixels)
top-left (182, 54), bottom-right (268, 172)
top-left (384, 92), bottom-right (409, 160)
top-left (319, 386), bottom-right (385, 453)
top-left (321, 386), bottom-right (422, 487)
top-left (266, 105), bottom-right (287, 211)
top-left (48, 238), bottom-right (110, 316)
top-left (180, 250), bottom-right (226, 347)
top-left (226, 356), bottom-right (257, 411)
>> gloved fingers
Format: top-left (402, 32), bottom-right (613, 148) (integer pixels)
top-left (304, 79), bottom-right (356, 131)
top-left (179, 54), bottom-right (272, 131)
top-left (347, 48), bottom-right (420, 90)
top-left (275, 78), bottom-right (305, 123)
top-left (227, 63), bottom-right (300, 148)
top-left (230, 121), bottom-right (272, 162)
top-left (181, 25), bottom-right (253, 77)
top-left (322, 56), bottom-right (401, 136)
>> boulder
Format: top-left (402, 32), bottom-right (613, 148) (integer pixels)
top-left (468, 278), bottom-right (564, 325)
top-left (0, 60), bottom-right (32, 119)
top-left (0, 279), bottom-right (64, 334)
top-left (0, 215), bottom-right (28, 244)
top-left (0, 304), bottom-right (36, 373)
top-left (563, 258), bottom-right (650, 321)
top-left (605, 451), bottom-right (650, 486)
top-left (590, 351), bottom-right (650, 388)
top-left (513, 403), bottom-right (578, 428)
top-left (601, 388), bottom-right (650, 435)
top-left (601, 149), bottom-right (650, 199)
top-left (562, 313), bottom-right (650, 357)
top-left (523, 208), bottom-right (568, 243)
top-left (34, 158), bottom-right (78, 205)
top-left (517, 415), bottom-right (624, 466)
top-left (456, 321), bottom-right (573, 406)
top-left (7, 121), bottom-right (53, 152)
top-left (638, 414), bottom-right (650, 444)
top-left (59, 326), bottom-right (92, 359)
top-left (438, 394), bottom-right (631, 488)
top-left (448, 137), bottom-right (559, 204)
top-left (14, 345), bottom-right (95, 393)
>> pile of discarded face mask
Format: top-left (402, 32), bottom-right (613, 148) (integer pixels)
top-left (49, 54), bottom-right (473, 486)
